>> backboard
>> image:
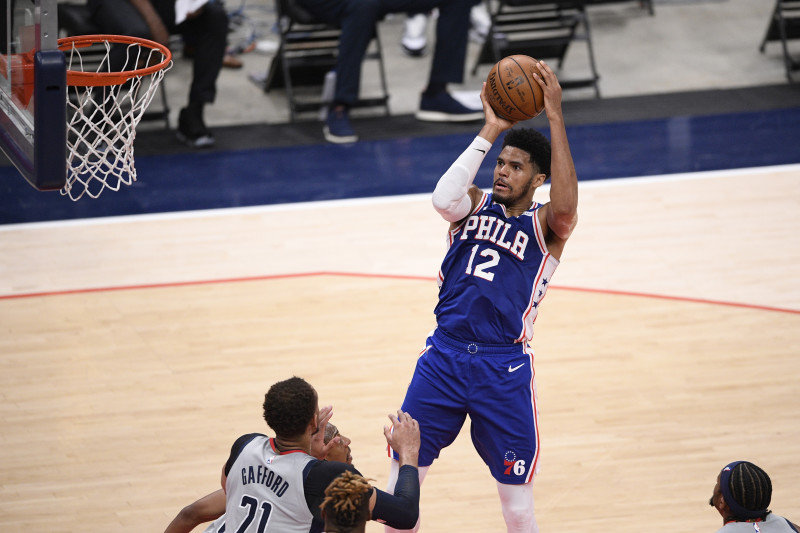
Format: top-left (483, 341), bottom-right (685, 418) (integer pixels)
top-left (1, 0), bottom-right (66, 190)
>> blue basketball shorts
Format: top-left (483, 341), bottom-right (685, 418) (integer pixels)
top-left (395, 328), bottom-right (541, 484)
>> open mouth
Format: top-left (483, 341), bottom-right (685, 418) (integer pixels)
top-left (494, 180), bottom-right (509, 192)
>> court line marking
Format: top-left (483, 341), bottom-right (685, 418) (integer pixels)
top-left (1, 270), bottom-right (798, 315)
top-left (1, 163), bottom-right (798, 232)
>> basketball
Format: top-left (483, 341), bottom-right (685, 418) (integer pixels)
top-left (485, 55), bottom-right (545, 121)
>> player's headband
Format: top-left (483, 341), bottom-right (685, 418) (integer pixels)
top-left (719, 461), bottom-right (769, 520)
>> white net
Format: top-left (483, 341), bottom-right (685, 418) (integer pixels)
top-left (60, 37), bottom-right (172, 201)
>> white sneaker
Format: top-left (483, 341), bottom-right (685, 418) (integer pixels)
top-left (469, 3), bottom-right (491, 42)
top-left (401, 13), bottom-right (429, 57)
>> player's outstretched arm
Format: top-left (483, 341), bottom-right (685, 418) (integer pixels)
top-left (367, 411), bottom-right (421, 529)
top-left (163, 489), bottom-right (225, 533)
top-left (432, 84), bottom-right (518, 224)
top-left (383, 410), bottom-right (420, 468)
top-left (534, 61), bottom-right (578, 243)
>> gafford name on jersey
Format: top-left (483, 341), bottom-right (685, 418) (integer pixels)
top-left (240, 463), bottom-right (291, 497)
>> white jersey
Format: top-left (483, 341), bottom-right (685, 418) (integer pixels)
top-left (225, 434), bottom-right (317, 533)
top-left (715, 514), bottom-right (798, 533)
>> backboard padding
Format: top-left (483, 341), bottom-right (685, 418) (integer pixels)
top-left (0, 0), bottom-right (67, 190)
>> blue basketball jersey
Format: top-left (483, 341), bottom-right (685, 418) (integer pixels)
top-left (434, 192), bottom-right (559, 345)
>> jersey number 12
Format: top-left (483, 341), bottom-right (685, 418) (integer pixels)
top-left (465, 244), bottom-right (499, 281)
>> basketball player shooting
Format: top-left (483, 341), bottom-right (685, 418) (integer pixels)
top-left (385, 60), bottom-right (578, 533)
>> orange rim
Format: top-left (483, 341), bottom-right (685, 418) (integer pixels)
top-left (58, 34), bottom-right (172, 87)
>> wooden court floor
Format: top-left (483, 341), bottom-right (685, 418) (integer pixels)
top-left (1, 165), bottom-right (798, 532)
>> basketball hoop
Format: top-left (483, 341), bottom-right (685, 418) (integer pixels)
top-left (58, 35), bottom-right (172, 201)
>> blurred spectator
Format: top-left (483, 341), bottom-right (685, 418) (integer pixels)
top-left (88, 0), bottom-right (229, 148)
top-left (295, 0), bottom-right (484, 144)
top-left (401, 4), bottom-right (490, 57)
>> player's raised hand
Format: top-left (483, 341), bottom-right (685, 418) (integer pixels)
top-left (481, 82), bottom-right (517, 132)
top-left (478, 82), bottom-right (517, 144)
top-left (310, 405), bottom-right (337, 460)
top-left (533, 60), bottom-right (563, 115)
top-left (384, 410), bottom-right (420, 467)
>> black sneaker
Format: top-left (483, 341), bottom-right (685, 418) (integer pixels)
top-left (177, 107), bottom-right (215, 148)
top-left (415, 91), bottom-right (484, 122)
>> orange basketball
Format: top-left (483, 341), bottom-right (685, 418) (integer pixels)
top-left (485, 55), bottom-right (545, 121)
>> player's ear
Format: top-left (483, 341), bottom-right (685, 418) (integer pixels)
top-left (533, 172), bottom-right (547, 187)
top-left (717, 495), bottom-right (731, 515)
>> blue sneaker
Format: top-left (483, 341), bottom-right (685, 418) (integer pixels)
top-left (324, 107), bottom-right (358, 143)
top-left (415, 91), bottom-right (484, 122)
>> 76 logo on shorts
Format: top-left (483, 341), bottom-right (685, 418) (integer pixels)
top-left (503, 451), bottom-right (526, 476)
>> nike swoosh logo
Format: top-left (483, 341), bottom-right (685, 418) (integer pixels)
top-left (475, 148), bottom-right (486, 154)
top-left (508, 363), bottom-right (525, 372)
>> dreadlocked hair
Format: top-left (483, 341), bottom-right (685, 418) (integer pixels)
top-left (320, 471), bottom-right (374, 532)
top-left (729, 462), bottom-right (772, 520)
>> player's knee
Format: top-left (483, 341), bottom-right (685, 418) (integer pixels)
top-left (501, 499), bottom-right (535, 532)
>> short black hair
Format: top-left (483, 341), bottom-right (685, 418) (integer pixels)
top-left (262, 376), bottom-right (317, 439)
top-left (501, 128), bottom-right (552, 178)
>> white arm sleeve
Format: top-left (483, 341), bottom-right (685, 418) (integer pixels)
top-left (431, 135), bottom-right (493, 222)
